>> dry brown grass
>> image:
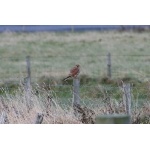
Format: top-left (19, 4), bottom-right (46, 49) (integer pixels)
top-left (0, 86), bottom-right (150, 124)
top-left (0, 87), bottom-right (81, 124)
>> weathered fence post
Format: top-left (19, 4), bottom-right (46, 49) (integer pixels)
top-left (25, 56), bottom-right (31, 109)
top-left (73, 78), bottom-right (80, 107)
top-left (122, 83), bottom-right (132, 123)
top-left (24, 77), bottom-right (31, 108)
top-left (26, 56), bottom-right (31, 86)
top-left (107, 52), bottom-right (112, 78)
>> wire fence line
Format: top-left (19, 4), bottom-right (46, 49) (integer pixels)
top-left (0, 53), bottom-right (150, 85)
top-left (0, 53), bottom-right (150, 124)
top-left (1, 54), bottom-right (150, 59)
top-left (0, 51), bottom-right (150, 121)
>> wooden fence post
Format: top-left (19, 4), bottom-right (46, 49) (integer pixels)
top-left (107, 52), bottom-right (112, 78)
top-left (73, 78), bottom-right (80, 107)
top-left (25, 56), bottom-right (31, 109)
top-left (26, 56), bottom-right (31, 86)
top-left (122, 83), bottom-right (132, 122)
top-left (24, 77), bottom-right (31, 108)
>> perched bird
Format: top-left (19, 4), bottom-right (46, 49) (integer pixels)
top-left (63, 64), bottom-right (80, 81)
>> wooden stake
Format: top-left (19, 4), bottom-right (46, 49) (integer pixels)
top-left (25, 56), bottom-right (32, 109)
top-left (107, 52), bottom-right (112, 78)
top-left (24, 77), bottom-right (31, 108)
top-left (123, 83), bottom-right (132, 116)
top-left (73, 78), bottom-right (80, 107)
top-left (26, 56), bottom-right (31, 86)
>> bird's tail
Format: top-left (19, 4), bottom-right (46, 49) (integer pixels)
top-left (63, 75), bottom-right (71, 81)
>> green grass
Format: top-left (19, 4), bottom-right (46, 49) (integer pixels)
top-left (0, 30), bottom-right (150, 105)
top-left (0, 31), bottom-right (150, 81)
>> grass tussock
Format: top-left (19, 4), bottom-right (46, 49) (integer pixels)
top-left (0, 89), bottom-right (81, 124)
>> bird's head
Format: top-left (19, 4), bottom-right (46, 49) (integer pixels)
top-left (76, 64), bottom-right (80, 67)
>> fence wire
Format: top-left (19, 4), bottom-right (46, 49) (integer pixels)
top-left (0, 54), bottom-right (150, 91)
top-left (0, 54), bottom-right (150, 81)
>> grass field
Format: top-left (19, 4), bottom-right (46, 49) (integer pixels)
top-left (0, 30), bottom-right (150, 123)
top-left (0, 30), bottom-right (150, 80)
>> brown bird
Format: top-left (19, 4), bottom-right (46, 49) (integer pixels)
top-left (63, 64), bottom-right (80, 81)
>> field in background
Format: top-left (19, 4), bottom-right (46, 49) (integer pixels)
top-left (0, 31), bottom-right (150, 94)
top-left (0, 30), bottom-right (150, 123)
top-left (0, 30), bottom-right (150, 80)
